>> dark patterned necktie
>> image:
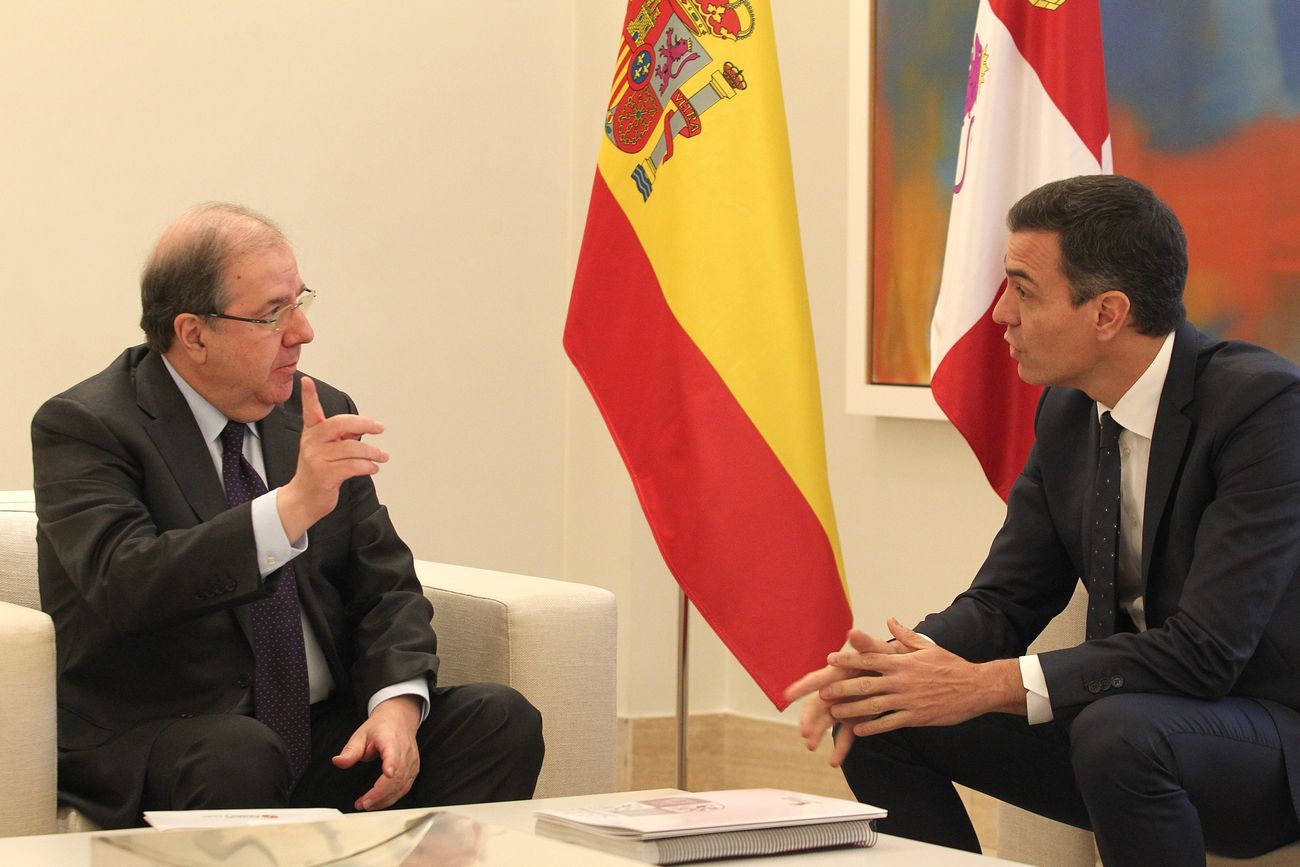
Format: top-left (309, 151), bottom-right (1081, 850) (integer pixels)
top-left (1085, 412), bottom-right (1123, 641)
top-left (220, 421), bottom-right (311, 779)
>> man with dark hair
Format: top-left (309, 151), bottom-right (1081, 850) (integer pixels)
top-left (1006, 174), bottom-right (1188, 336)
top-left (33, 203), bottom-right (544, 829)
top-left (788, 175), bottom-right (1300, 865)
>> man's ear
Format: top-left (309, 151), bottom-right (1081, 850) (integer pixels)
top-left (1094, 290), bottom-right (1131, 341)
top-left (173, 313), bottom-right (208, 360)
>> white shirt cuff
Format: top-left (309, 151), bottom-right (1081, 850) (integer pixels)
top-left (1019, 654), bottom-right (1054, 724)
top-left (368, 678), bottom-right (431, 723)
top-left (251, 489), bottom-right (307, 577)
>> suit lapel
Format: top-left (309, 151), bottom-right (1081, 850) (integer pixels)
top-left (137, 352), bottom-right (229, 523)
top-left (1142, 321), bottom-right (1199, 580)
top-left (137, 353), bottom-right (259, 643)
top-left (1046, 392), bottom-right (1100, 574)
top-left (259, 400), bottom-right (302, 491)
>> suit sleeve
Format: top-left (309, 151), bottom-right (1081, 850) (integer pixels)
top-left (916, 433), bottom-right (1080, 662)
top-left (32, 395), bottom-right (272, 634)
top-left (306, 389), bottom-right (439, 705)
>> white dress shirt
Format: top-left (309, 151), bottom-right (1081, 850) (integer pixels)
top-left (1020, 331), bottom-right (1176, 723)
top-left (162, 357), bottom-right (428, 719)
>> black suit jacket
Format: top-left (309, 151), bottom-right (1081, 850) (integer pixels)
top-left (917, 321), bottom-right (1300, 821)
top-left (32, 346), bottom-right (438, 827)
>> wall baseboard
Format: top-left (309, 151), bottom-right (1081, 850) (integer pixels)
top-left (616, 713), bottom-right (999, 854)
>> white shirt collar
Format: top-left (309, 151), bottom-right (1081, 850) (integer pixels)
top-left (160, 354), bottom-right (260, 445)
top-left (1095, 331), bottom-right (1176, 438)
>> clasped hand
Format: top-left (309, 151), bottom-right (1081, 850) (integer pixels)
top-left (278, 376), bottom-right (388, 541)
top-left (783, 618), bottom-right (1021, 768)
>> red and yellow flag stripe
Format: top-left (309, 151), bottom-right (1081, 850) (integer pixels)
top-left (565, 0), bottom-right (849, 706)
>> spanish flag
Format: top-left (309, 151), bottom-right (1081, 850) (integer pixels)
top-left (564, 0), bottom-right (849, 708)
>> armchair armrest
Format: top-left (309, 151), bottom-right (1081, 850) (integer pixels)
top-left (413, 561), bottom-right (617, 799)
top-left (0, 601), bottom-right (57, 837)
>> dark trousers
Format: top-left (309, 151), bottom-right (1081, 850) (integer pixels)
top-left (141, 682), bottom-right (544, 818)
top-left (841, 694), bottom-right (1298, 866)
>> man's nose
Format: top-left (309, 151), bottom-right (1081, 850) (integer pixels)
top-left (284, 309), bottom-right (314, 345)
top-left (991, 281), bottom-right (1016, 326)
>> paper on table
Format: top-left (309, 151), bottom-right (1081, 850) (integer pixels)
top-left (143, 808), bottom-right (343, 830)
top-left (97, 811), bottom-right (638, 867)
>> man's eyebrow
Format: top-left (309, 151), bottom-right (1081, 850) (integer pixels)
top-left (263, 293), bottom-right (294, 310)
top-left (263, 285), bottom-right (307, 310)
top-left (1006, 266), bottom-right (1037, 286)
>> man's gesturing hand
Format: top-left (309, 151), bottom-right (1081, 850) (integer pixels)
top-left (277, 376), bottom-right (388, 541)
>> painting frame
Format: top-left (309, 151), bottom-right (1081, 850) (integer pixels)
top-left (844, 0), bottom-right (944, 419)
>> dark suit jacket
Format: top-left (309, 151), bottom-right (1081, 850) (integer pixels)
top-left (917, 321), bottom-right (1300, 822)
top-left (32, 346), bottom-right (438, 828)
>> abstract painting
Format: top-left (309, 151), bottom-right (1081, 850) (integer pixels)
top-left (867, 0), bottom-right (1300, 389)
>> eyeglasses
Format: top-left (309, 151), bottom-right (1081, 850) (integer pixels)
top-left (204, 287), bottom-right (316, 333)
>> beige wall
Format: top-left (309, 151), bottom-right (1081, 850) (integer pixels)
top-left (1, 2), bottom-right (1007, 725)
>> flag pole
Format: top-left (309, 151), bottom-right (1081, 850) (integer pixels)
top-left (676, 588), bottom-right (690, 790)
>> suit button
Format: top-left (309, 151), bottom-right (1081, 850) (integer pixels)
top-left (236, 674), bottom-right (251, 688)
top-left (1111, 675), bottom-right (1124, 688)
top-left (1087, 680), bottom-right (1102, 694)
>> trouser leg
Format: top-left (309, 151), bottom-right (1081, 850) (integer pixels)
top-left (142, 714), bottom-right (293, 812)
top-left (292, 683), bottom-right (545, 811)
top-left (1069, 694), bottom-right (1298, 866)
top-left (402, 682), bottom-right (545, 806)
top-left (839, 711), bottom-right (1089, 853)
top-left (841, 695), bottom-right (1298, 866)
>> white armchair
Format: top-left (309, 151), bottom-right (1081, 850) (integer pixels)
top-left (0, 490), bottom-right (616, 837)
top-left (996, 587), bottom-right (1300, 866)
top-left (0, 493), bottom-right (56, 838)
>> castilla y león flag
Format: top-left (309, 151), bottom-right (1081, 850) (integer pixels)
top-left (564, 0), bottom-right (850, 708)
top-left (930, 0), bottom-right (1111, 501)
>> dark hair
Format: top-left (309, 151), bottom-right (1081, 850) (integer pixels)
top-left (139, 203), bottom-right (286, 352)
top-left (1006, 175), bottom-right (1186, 335)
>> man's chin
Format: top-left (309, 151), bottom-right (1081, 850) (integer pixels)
top-left (1014, 362), bottom-right (1043, 387)
top-left (260, 379), bottom-right (296, 408)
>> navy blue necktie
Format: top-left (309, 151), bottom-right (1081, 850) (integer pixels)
top-left (1086, 412), bottom-right (1123, 641)
top-left (220, 421), bottom-right (311, 780)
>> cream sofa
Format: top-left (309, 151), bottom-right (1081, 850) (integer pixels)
top-left (0, 490), bottom-right (616, 837)
top-left (996, 587), bottom-right (1300, 866)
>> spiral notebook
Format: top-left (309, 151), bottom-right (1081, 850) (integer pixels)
top-left (534, 789), bottom-right (885, 865)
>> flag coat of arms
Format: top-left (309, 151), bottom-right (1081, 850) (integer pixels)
top-left (565, 0), bottom-right (850, 707)
top-left (930, 0), bottom-right (1112, 500)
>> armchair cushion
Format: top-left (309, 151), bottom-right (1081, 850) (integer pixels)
top-left (415, 561), bottom-right (617, 799)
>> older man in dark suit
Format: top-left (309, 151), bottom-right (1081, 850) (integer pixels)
top-left (787, 176), bottom-right (1300, 866)
top-left (33, 203), bottom-right (543, 829)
